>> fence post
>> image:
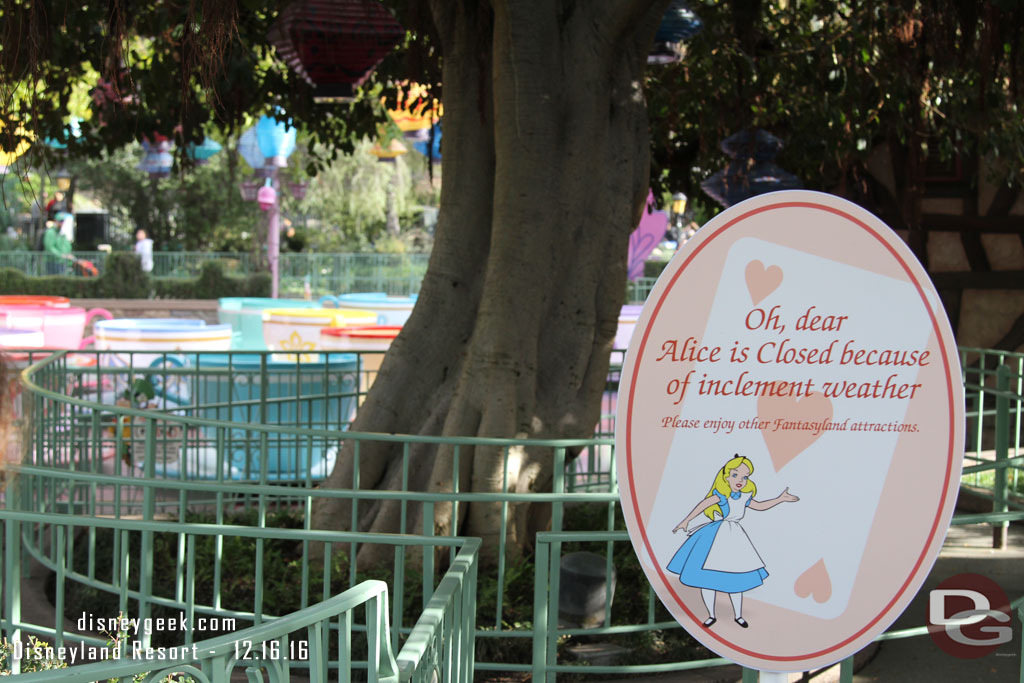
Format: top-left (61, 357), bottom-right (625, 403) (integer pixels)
top-left (3, 512), bottom-right (22, 675)
top-left (531, 539), bottom-right (550, 683)
top-left (993, 364), bottom-right (1010, 550)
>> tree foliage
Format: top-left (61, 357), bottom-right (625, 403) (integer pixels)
top-left (67, 143), bottom-right (258, 250)
top-left (0, 0), bottom-right (389, 171)
top-left (287, 140), bottom-right (425, 251)
top-left (648, 1), bottom-right (1024, 208)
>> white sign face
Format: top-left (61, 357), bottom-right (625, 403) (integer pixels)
top-left (615, 191), bottom-right (964, 672)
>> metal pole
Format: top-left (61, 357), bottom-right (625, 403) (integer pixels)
top-left (268, 167), bottom-right (281, 298)
top-left (993, 364), bottom-right (1009, 549)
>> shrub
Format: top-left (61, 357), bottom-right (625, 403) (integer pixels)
top-left (643, 260), bottom-right (669, 279)
top-left (152, 261), bottom-right (270, 299)
top-left (0, 255), bottom-right (270, 299)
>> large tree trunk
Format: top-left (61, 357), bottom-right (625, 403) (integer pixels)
top-left (313, 0), bottom-right (668, 564)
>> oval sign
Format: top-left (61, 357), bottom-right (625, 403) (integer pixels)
top-left (615, 190), bottom-right (964, 672)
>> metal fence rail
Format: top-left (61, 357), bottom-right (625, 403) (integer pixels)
top-left (3, 347), bottom-right (1022, 680)
top-left (0, 251), bottom-right (429, 296)
top-left (0, 506), bottom-right (479, 681)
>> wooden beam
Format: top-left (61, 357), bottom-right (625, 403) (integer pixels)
top-left (937, 287), bottom-right (963, 336)
top-left (930, 270), bottom-right (1024, 289)
top-left (986, 183), bottom-right (1021, 217)
top-left (923, 214), bottom-right (1024, 233)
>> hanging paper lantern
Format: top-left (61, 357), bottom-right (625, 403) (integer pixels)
top-left (649, 1), bottom-right (703, 64)
top-left (137, 139), bottom-right (174, 178)
top-left (0, 124), bottom-right (31, 172)
top-left (411, 123), bottom-right (442, 161)
top-left (386, 81), bottom-right (442, 140)
top-left (257, 182), bottom-right (278, 211)
top-left (238, 126), bottom-right (265, 171)
top-left (43, 118), bottom-right (82, 150)
top-left (700, 129), bottom-right (802, 208)
top-left (240, 180), bottom-right (260, 201)
top-left (255, 116), bottom-right (298, 167)
top-left (370, 139), bottom-right (407, 162)
top-left (185, 137), bottom-right (223, 164)
top-left (268, 0), bottom-right (404, 102)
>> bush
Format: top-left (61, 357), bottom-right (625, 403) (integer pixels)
top-left (0, 254), bottom-right (270, 299)
top-left (92, 252), bottom-right (151, 298)
top-left (152, 261), bottom-right (270, 299)
top-left (643, 260), bottom-right (670, 279)
top-left (0, 267), bottom-right (95, 297)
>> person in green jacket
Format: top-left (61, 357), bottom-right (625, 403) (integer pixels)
top-left (42, 218), bottom-right (72, 275)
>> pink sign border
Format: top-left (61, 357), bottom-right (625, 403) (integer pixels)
top-left (622, 198), bottom-right (961, 664)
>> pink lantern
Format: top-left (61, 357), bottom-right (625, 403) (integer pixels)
top-left (257, 183), bottom-right (277, 211)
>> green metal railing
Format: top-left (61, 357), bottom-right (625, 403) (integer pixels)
top-left (3, 346), bottom-right (1023, 680)
top-left (626, 276), bottom-right (657, 304)
top-left (0, 250), bottom-right (429, 296)
top-left (0, 504), bottom-right (479, 681)
top-left (0, 250), bottom-right (650, 300)
top-left (279, 253), bottom-right (429, 298)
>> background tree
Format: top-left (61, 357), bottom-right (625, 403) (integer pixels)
top-left (288, 140), bottom-right (425, 252)
top-left (69, 144), bottom-right (259, 250)
top-left (0, 0), bottom-right (680, 563)
top-left (647, 0), bottom-right (1024, 266)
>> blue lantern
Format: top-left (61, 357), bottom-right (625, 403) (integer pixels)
top-left (649, 2), bottom-right (703, 64)
top-left (185, 137), bottom-right (223, 164)
top-left (255, 115), bottom-right (298, 167)
top-left (43, 118), bottom-right (82, 150)
top-left (412, 123), bottom-right (442, 161)
top-left (238, 126), bottom-right (264, 171)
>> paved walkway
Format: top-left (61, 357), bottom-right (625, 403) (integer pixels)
top-left (596, 522), bottom-right (1024, 683)
top-left (848, 522), bottom-right (1024, 683)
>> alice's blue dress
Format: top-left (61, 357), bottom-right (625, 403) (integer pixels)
top-left (667, 490), bottom-right (768, 593)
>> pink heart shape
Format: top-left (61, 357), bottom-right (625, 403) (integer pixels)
top-left (794, 558), bottom-right (832, 603)
top-left (757, 392), bottom-right (833, 471)
top-left (745, 260), bottom-right (783, 305)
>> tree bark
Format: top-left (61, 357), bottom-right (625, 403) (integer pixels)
top-left (313, 0), bottom-right (668, 564)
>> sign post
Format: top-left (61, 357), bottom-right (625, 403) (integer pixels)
top-left (615, 190), bottom-right (964, 674)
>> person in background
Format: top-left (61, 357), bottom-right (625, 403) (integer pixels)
top-left (42, 219), bottom-right (72, 274)
top-left (59, 211), bottom-right (75, 245)
top-left (45, 191), bottom-right (64, 221)
top-left (134, 228), bottom-right (154, 273)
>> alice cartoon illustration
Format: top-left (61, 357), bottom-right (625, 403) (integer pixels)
top-left (668, 454), bottom-right (798, 628)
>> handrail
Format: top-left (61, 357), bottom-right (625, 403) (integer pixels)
top-left (20, 350), bottom-right (614, 448)
top-left (0, 507), bottom-right (479, 681)
top-left (531, 524), bottom-right (1024, 681)
top-left (4, 580), bottom-right (399, 683)
top-left (7, 347), bottom-right (1022, 678)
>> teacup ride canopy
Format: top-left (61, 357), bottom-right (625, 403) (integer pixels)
top-left (268, 0), bottom-right (405, 102)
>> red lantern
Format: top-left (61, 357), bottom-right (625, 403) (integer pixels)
top-left (268, 0), bottom-right (404, 102)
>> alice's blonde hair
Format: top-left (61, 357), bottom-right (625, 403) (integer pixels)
top-left (703, 454), bottom-right (757, 521)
